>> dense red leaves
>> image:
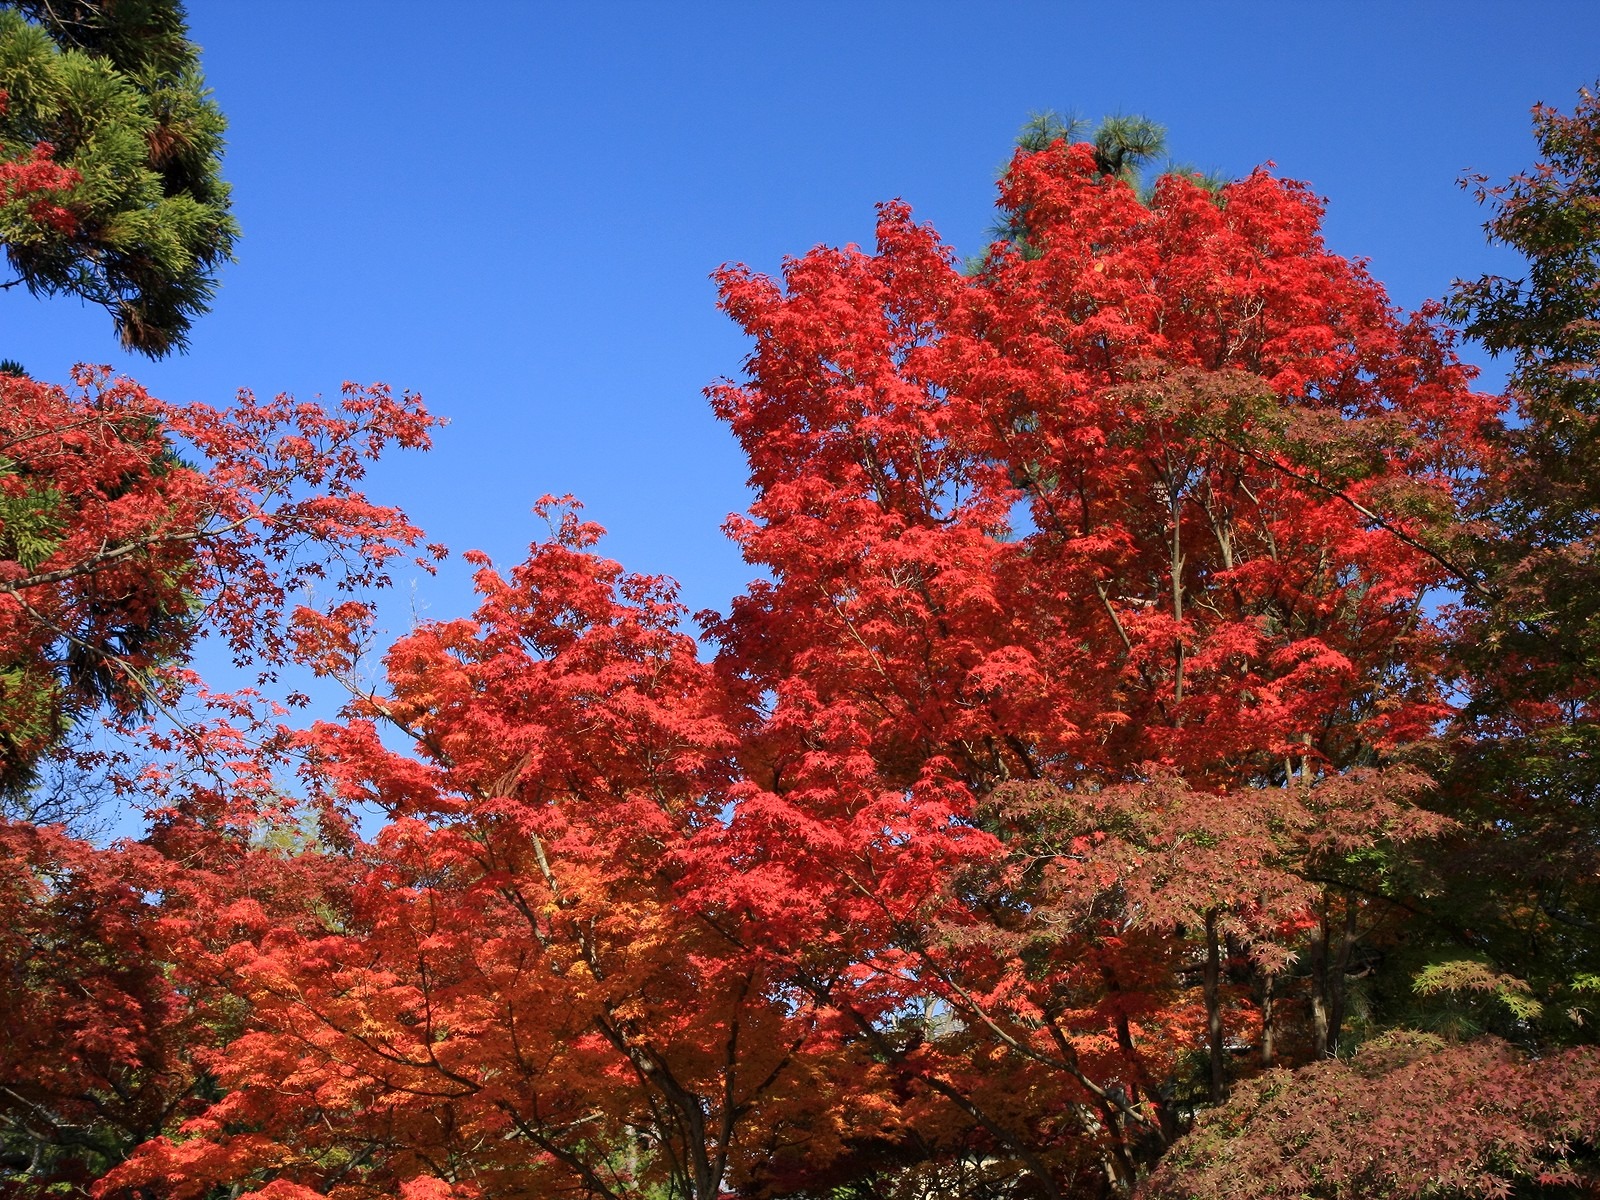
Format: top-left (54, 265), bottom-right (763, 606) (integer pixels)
top-left (0, 824), bottom-right (181, 1194)
top-left (1, 95), bottom-right (78, 236)
top-left (704, 143), bottom-right (1493, 1191)
top-left (0, 800), bottom-right (362, 1197)
top-left (0, 134), bottom-right (79, 237)
top-left (9, 137), bottom-right (1537, 1200)
top-left (712, 147), bottom-right (1491, 789)
top-left (1141, 1033), bottom-right (1600, 1199)
top-left (105, 503), bottom-right (835, 1200)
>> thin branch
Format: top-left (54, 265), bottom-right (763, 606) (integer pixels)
top-left (1219, 435), bottom-right (1492, 600)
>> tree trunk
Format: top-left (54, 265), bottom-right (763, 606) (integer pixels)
top-left (1204, 908), bottom-right (1227, 1102)
top-left (1325, 895), bottom-right (1359, 1057)
top-left (1309, 898), bottom-right (1331, 1058)
top-left (1260, 969), bottom-right (1276, 1068)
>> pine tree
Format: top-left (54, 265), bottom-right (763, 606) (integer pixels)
top-left (979, 112), bottom-right (1221, 269)
top-left (0, 0), bottom-right (235, 356)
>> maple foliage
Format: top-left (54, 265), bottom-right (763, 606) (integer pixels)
top-left (0, 114), bottom-right (79, 245)
top-left (103, 501), bottom-right (840, 1200)
top-left (0, 822), bottom-right (182, 1191)
top-left (1141, 1032), bottom-right (1600, 1199)
top-left (13, 94), bottom-right (1600, 1200)
top-left (1438, 81), bottom-right (1600, 1011)
top-left (0, 365), bottom-right (438, 1193)
top-left (701, 136), bottom-right (1494, 1194)
top-left (0, 365), bottom-right (437, 793)
top-left (0, 811), bottom-right (372, 1197)
top-left (104, 130), bottom-right (1503, 1200)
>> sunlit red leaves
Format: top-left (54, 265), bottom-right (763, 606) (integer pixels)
top-left (0, 368), bottom-right (438, 793)
top-left (700, 139), bottom-right (1494, 1189)
top-left (712, 150), bottom-right (1492, 804)
top-left (15, 129), bottom-right (1535, 1200)
top-left (0, 119), bottom-right (79, 237)
top-left (104, 507), bottom-right (835, 1200)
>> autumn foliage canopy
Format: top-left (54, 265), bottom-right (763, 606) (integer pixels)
top-left (4, 63), bottom-right (1600, 1200)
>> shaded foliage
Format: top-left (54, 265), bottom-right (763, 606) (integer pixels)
top-left (1143, 1033), bottom-right (1600, 1199)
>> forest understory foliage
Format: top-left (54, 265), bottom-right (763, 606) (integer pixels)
top-left (3, 8), bottom-right (1600, 1192)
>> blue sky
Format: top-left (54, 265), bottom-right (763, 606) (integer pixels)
top-left (7, 2), bottom-right (1600, 637)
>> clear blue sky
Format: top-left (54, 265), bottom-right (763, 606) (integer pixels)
top-left (6, 2), bottom-right (1599, 634)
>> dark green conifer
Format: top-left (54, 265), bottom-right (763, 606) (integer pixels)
top-left (0, 0), bottom-right (235, 356)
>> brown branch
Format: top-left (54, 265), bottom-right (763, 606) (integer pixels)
top-left (1219, 435), bottom-right (1491, 600)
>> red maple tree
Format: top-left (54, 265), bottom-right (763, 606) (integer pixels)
top-left (702, 140), bottom-right (1496, 1193)
top-left (0, 365), bottom-right (438, 1193)
top-left (102, 502), bottom-right (845, 1200)
top-left (14, 113), bottom-right (1591, 1200)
